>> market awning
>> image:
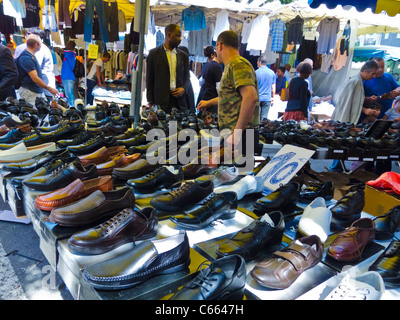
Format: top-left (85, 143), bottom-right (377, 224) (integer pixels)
top-left (353, 45), bottom-right (400, 61)
top-left (308, 0), bottom-right (400, 16)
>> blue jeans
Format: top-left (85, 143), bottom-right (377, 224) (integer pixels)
top-left (43, 0), bottom-right (58, 32)
top-left (260, 101), bottom-right (271, 120)
top-left (63, 79), bottom-right (75, 107)
top-left (84, 0), bottom-right (109, 43)
top-left (86, 79), bottom-right (97, 105)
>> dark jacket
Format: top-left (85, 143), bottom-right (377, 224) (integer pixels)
top-left (146, 45), bottom-right (190, 109)
top-left (0, 43), bottom-right (18, 100)
top-left (286, 76), bottom-right (310, 116)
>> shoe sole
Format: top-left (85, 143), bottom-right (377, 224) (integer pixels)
top-left (170, 211), bottom-right (236, 230)
top-left (83, 259), bottom-right (191, 290)
top-left (67, 232), bottom-right (158, 255)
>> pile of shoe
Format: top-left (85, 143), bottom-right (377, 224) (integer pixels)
top-left (268, 119), bottom-right (400, 154)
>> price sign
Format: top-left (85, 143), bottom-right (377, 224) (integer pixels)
top-left (88, 44), bottom-right (98, 59)
top-left (256, 144), bottom-right (315, 195)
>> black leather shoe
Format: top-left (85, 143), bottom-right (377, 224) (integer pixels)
top-left (127, 166), bottom-right (183, 192)
top-left (87, 122), bottom-right (128, 136)
top-left (67, 134), bottom-right (117, 155)
top-left (373, 206), bottom-right (400, 240)
top-left (298, 181), bottom-right (334, 204)
top-left (112, 158), bottom-right (161, 181)
top-left (0, 128), bottom-right (32, 146)
top-left (216, 211), bottom-right (285, 261)
top-left (170, 192), bottom-right (237, 230)
top-left (57, 131), bottom-right (98, 149)
top-left (170, 254), bottom-right (246, 300)
top-left (2, 148), bottom-right (70, 174)
top-left (331, 188), bottom-right (365, 228)
top-left (83, 232), bottom-right (190, 290)
top-left (22, 160), bottom-right (98, 191)
top-left (10, 156), bottom-right (77, 188)
top-left (68, 207), bottom-right (158, 255)
top-left (253, 182), bottom-right (300, 215)
top-left (117, 133), bottom-right (147, 148)
top-left (150, 180), bottom-right (214, 212)
top-left (369, 239), bottom-right (400, 288)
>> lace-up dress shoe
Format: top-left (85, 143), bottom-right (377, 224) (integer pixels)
top-left (328, 218), bottom-right (376, 262)
top-left (78, 145), bottom-right (127, 166)
top-left (34, 175), bottom-right (113, 211)
top-left (170, 254), bottom-right (246, 300)
top-left (330, 188), bottom-right (365, 227)
top-left (150, 180), bottom-right (214, 212)
top-left (112, 158), bottom-right (160, 180)
top-left (373, 206), bottom-right (400, 240)
top-left (96, 153), bottom-right (141, 176)
top-left (57, 131), bottom-right (97, 149)
top-left (298, 181), bottom-right (334, 204)
top-left (113, 128), bottom-right (143, 141)
top-left (22, 160), bottom-right (98, 191)
top-left (0, 142), bottom-right (57, 163)
top-left (68, 207), bottom-right (157, 255)
top-left (216, 211), bottom-right (285, 261)
top-left (369, 239), bottom-right (400, 288)
top-left (2, 148), bottom-right (70, 174)
top-left (117, 133), bottom-right (147, 148)
top-left (127, 166), bottom-right (183, 192)
top-left (87, 122), bottom-right (128, 136)
top-left (21, 122), bottom-right (84, 147)
top-left (10, 156), bottom-right (77, 188)
top-left (0, 128), bottom-right (32, 146)
top-left (170, 192), bottom-right (238, 230)
top-left (67, 134), bottom-right (117, 155)
top-left (250, 235), bottom-right (324, 289)
top-left (254, 182), bottom-right (300, 215)
top-left (83, 231), bottom-right (190, 290)
top-left (196, 166), bottom-right (239, 187)
top-left (49, 187), bottom-right (135, 227)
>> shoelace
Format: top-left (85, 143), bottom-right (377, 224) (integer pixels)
top-left (330, 284), bottom-right (371, 300)
top-left (50, 162), bottom-right (71, 178)
top-left (169, 181), bottom-right (193, 197)
top-left (100, 208), bottom-right (132, 235)
top-left (191, 261), bottom-right (218, 293)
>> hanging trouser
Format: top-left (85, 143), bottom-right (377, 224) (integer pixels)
top-left (44, 0), bottom-right (58, 32)
top-left (105, 1), bottom-right (119, 42)
top-left (58, 0), bottom-right (71, 29)
top-left (84, 0), bottom-right (109, 43)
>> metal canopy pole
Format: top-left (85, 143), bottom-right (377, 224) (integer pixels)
top-left (130, 0), bottom-right (149, 127)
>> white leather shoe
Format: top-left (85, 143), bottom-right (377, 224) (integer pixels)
top-left (0, 142), bottom-right (57, 163)
top-left (215, 175), bottom-right (264, 200)
top-left (298, 197), bottom-right (332, 243)
top-left (325, 271), bottom-right (385, 300)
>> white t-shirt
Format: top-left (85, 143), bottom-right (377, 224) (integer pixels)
top-left (87, 58), bottom-right (104, 81)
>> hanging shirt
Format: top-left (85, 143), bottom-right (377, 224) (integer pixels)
top-left (246, 15), bottom-right (270, 52)
top-left (213, 10), bottom-right (230, 42)
top-left (241, 19), bottom-right (253, 44)
top-left (156, 30), bottom-right (165, 47)
top-left (316, 17), bottom-right (340, 55)
top-left (287, 15), bottom-right (304, 45)
top-left (181, 6), bottom-right (206, 31)
top-left (3, 0), bottom-right (26, 20)
top-left (270, 18), bottom-right (286, 52)
top-left (22, 0), bottom-right (40, 28)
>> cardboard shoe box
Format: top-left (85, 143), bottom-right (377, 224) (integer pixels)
top-left (363, 185), bottom-right (400, 217)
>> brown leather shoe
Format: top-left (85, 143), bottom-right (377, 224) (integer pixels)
top-left (96, 153), bottom-right (141, 176)
top-left (34, 175), bottom-right (114, 211)
top-left (250, 235), bottom-right (324, 289)
top-left (67, 207), bottom-right (158, 255)
top-left (78, 145), bottom-right (127, 166)
top-left (328, 218), bottom-right (376, 262)
top-left (49, 187), bottom-right (135, 227)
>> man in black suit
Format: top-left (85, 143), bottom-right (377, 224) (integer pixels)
top-left (0, 39), bottom-right (18, 100)
top-left (146, 24), bottom-right (190, 112)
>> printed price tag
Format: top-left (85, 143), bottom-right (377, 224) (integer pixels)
top-left (88, 44), bottom-right (98, 59)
